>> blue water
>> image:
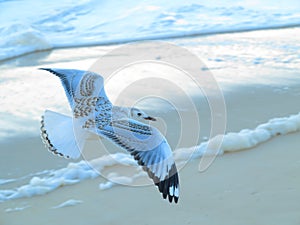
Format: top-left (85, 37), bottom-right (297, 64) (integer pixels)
top-left (0, 0), bottom-right (300, 61)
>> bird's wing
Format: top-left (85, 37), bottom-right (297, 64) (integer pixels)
top-left (39, 68), bottom-right (112, 119)
top-left (41, 110), bottom-right (87, 159)
top-left (87, 118), bottom-right (180, 203)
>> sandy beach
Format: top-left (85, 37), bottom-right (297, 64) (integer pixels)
top-left (1, 27), bottom-right (300, 225)
top-left (0, 129), bottom-right (299, 225)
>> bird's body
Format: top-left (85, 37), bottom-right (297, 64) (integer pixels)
top-left (40, 68), bottom-right (179, 203)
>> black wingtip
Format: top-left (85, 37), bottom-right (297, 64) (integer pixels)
top-left (174, 196), bottom-right (179, 203)
top-left (39, 68), bottom-right (56, 74)
top-left (39, 68), bottom-right (64, 77)
top-left (154, 163), bottom-right (179, 204)
top-left (39, 68), bottom-right (51, 71)
top-left (168, 194), bottom-right (173, 202)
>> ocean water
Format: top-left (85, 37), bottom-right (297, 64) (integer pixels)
top-left (0, 0), bottom-right (300, 61)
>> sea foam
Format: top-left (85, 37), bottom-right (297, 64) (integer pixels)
top-left (0, 23), bottom-right (52, 61)
top-left (5, 205), bottom-right (30, 213)
top-left (174, 112), bottom-right (300, 160)
top-left (0, 112), bottom-right (299, 202)
top-left (52, 199), bottom-right (82, 209)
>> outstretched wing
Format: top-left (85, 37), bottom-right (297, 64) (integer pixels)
top-left (39, 68), bottom-right (111, 116)
top-left (88, 118), bottom-right (180, 203)
top-left (41, 110), bottom-right (88, 159)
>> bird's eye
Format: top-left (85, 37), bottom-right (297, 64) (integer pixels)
top-left (137, 112), bottom-right (142, 116)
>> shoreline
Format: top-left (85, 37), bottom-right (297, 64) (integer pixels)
top-left (1, 24), bottom-right (300, 64)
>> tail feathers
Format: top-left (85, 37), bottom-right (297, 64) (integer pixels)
top-left (41, 110), bottom-right (86, 159)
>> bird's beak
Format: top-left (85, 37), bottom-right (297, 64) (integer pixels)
top-left (144, 116), bottom-right (157, 121)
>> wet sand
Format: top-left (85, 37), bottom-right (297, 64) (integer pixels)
top-left (0, 132), bottom-right (299, 225)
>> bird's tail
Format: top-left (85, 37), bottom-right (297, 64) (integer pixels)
top-left (41, 110), bottom-right (87, 159)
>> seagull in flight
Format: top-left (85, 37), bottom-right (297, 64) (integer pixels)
top-left (39, 68), bottom-right (179, 203)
